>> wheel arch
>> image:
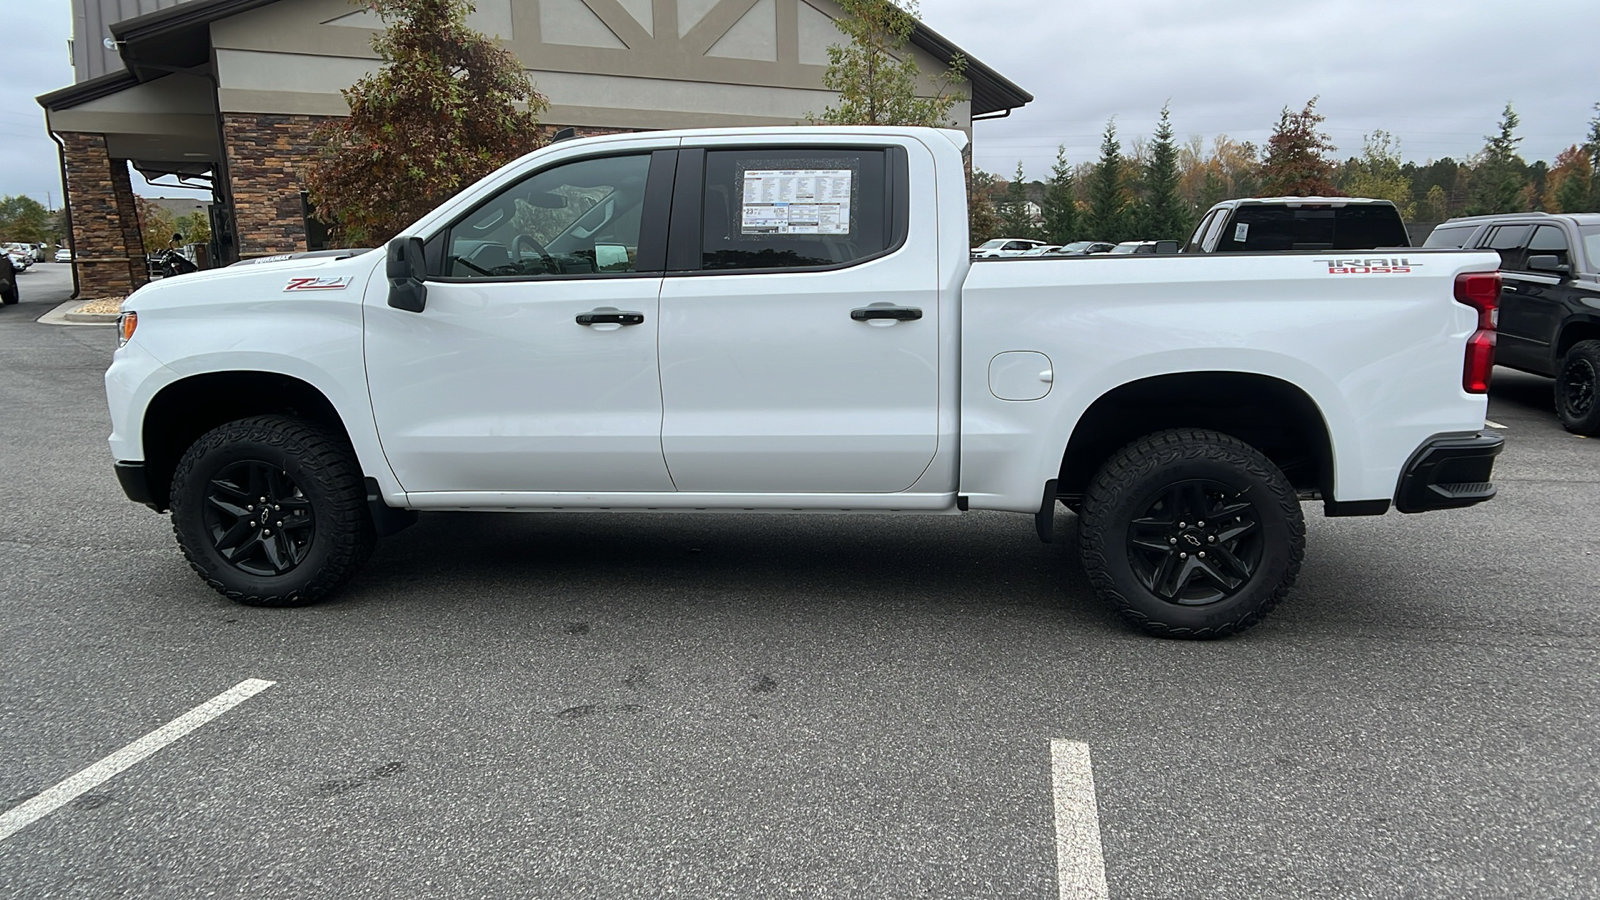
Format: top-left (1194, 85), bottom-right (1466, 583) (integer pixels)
top-left (1057, 371), bottom-right (1335, 504)
top-left (141, 371), bottom-right (359, 511)
top-left (1555, 316), bottom-right (1600, 359)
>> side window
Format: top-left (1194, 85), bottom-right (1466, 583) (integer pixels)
top-left (1202, 209), bottom-right (1234, 250)
top-left (443, 153), bottom-right (652, 279)
top-left (1526, 225), bottom-right (1571, 269)
top-left (1184, 210), bottom-right (1217, 252)
top-left (698, 148), bottom-right (891, 271)
top-left (1004, 241), bottom-right (1031, 251)
top-left (1483, 224), bottom-right (1533, 271)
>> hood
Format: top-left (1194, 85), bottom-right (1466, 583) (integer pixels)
top-left (123, 247), bottom-right (384, 311)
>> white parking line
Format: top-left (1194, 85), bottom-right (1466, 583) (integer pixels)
top-left (1486, 420), bottom-right (1508, 429)
top-left (1050, 740), bottom-right (1110, 900)
top-left (0, 679), bottom-right (275, 843)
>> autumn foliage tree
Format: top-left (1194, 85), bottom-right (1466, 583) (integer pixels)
top-left (813, 0), bottom-right (965, 127)
top-left (1260, 97), bottom-right (1339, 196)
top-left (305, 0), bottom-right (549, 245)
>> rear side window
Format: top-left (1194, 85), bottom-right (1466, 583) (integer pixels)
top-left (1423, 224), bottom-right (1477, 248)
top-left (1525, 225), bottom-right (1571, 269)
top-left (1483, 224), bottom-right (1533, 270)
top-left (698, 148), bottom-right (891, 271)
top-left (1184, 210), bottom-right (1218, 252)
top-left (1213, 204), bottom-right (1409, 252)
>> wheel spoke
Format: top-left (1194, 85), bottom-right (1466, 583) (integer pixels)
top-left (1148, 551), bottom-right (1179, 598)
top-left (214, 517), bottom-right (256, 557)
top-left (1207, 545), bottom-right (1252, 583)
top-left (260, 532), bottom-right (289, 573)
top-left (1207, 497), bottom-right (1252, 520)
top-left (209, 477), bottom-right (252, 504)
top-left (221, 531), bottom-right (261, 562)
top-left (1215, 518), bottom-right (1258, 544)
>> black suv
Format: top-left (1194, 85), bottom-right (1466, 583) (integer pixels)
top-left (1425, 213), bottom-right (1600, 434)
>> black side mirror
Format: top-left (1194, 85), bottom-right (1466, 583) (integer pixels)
top-left (386, 236), bottom-right (428, 312)
top-left (1153, 240), bottom-right (1179, 255)
top-left (1526, 255), bottom-right (1571, 278)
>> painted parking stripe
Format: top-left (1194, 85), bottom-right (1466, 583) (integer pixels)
top-left (1486, 420), bottom-right (1507, 429)
top-left (0, 679), bottom-right (275, 843)
top-left (1051, 740), bottom-right (1110, 900)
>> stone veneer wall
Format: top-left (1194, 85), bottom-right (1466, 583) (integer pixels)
top-left (221, 112), bottom-right (333, 257)
top-left (219, 114), bottom-right (636, 256)
top-left (58, 132), bottom-right (147, 298)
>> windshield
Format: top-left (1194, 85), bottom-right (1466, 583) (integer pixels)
top-left (1060, 241), bottom-right (1095, 252)
top-left (1109, 243), bottom-right (1140, 255)
top-left (1581, 226), bottom-right (1600, 271)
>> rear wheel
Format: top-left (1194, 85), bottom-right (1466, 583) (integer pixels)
top-left (170, 415), bottom-right (374, 606)
top-left (1, 279), bottom-right (17, 305)
top-left (1078, 429), bottom-right (1304, 638)
top-left (1555, 340), bottom-right (1600, 435)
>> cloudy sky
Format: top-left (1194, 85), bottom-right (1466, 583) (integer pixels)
top-left (4, 0), bottom-right (1598, 207)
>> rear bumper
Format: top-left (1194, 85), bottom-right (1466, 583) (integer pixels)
top-left (1394, 432), bottom-right (1504, 513)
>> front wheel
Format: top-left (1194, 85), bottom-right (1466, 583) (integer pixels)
top-left (1555, 340), bottom-right (1600, 436)
top-left (170, 415), bottom-right (375, 606)
top-left (1078, 429), bottom-right (1305, 638)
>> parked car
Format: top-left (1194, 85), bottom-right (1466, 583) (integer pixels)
top-left (54, 247), bottom-right (73, 263)
top-left (5, 245), bottom-right (33, 271)
top-left (971, 238), bottom-right (1048, 258)
top-left (1020, 244), bottom-right (1062, 256)
top-left (1184, 197), bottom-right (1410, 253)
top-left (107, 125), bottom-right (1504, 638)
top-left (1047, 241), bottom-right (1115, 256)
top-left (1107, 240), bottom-right (1180, 255)
top-left (1, 254), bottom-right (18, 305)
top-left (1424, 212), bottom-right (1600, 434)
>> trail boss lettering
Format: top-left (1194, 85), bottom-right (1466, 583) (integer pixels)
top-left (1315, 258), bottom-right (1419, 274)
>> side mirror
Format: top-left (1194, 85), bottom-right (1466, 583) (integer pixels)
top-left (1153, 240), bottom-right (1179, 255)
top-left (1526, 255), bottom-right (1571, 277)
top-left (386, 236), bottom-right (428, 312)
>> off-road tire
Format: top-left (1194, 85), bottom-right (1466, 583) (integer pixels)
top-left (170, 415), bottom-right (375, 606)
top-left (1, 281), bottom-right (17, 305)
top-left (1555, 340), bottom-right (1600, 436)
top-left (1078, 429), bottom-right (1304, 638)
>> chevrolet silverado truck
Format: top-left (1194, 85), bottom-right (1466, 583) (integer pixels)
top-left (105, 126), bottom-right (1505, 638)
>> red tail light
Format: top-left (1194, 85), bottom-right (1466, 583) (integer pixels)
top-left (1454, 272), bottom-right (1500, 394)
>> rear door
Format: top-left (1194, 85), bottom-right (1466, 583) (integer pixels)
top-left (654, 140), bottom-right (940, 493)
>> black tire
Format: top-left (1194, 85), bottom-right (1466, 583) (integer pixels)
top-left (1, 281), bottom-right (17, 305)
top-left (1555, 340), bottom-right (1600, 436)
top-left (170, 415), bottom-right (375, 606)
top-left (1078, 429), bottom-right (1305, 638)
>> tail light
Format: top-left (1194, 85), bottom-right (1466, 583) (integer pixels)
top-left (1454, 272), bottom-right (1499, 394)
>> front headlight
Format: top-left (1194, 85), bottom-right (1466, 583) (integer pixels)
top-left (117, 311), bottom-right (138, 348)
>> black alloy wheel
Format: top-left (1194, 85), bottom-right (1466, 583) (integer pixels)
top-left (1078, 429), bottom-right (1304, 638)
top-left (1555, 340), bottom-right (1600, 435)
top-left (1126, 479), bottom-right (1264, 606)
top-left (202, 460), bottom-right (316, 577)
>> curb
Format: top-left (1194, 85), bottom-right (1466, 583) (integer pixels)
top-left (38, 299), bottom-right (117, 327)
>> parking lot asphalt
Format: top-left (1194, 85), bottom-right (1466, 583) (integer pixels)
top-left (1, 278), bottom-right (1596, 898)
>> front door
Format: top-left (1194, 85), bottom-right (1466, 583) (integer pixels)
top-left (365, 151), bottom-right (675, 494)
top-left (656, 143), bottom-right (941, 494)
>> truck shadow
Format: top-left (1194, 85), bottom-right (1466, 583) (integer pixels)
top-left (346, 508), bottom-right (1119, 629)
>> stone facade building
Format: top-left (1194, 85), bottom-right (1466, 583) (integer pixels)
top-left (39, 0), bottom-right (1029, 298)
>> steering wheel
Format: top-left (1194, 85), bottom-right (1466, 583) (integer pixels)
top-left (513, 234), bottom-right (558, 274)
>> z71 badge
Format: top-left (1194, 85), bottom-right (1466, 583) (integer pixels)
top-left (283, 276), bottom-right (354, 292)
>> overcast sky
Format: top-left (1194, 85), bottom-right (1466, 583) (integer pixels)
top-left (4, 0), bottom-right (1598, 207)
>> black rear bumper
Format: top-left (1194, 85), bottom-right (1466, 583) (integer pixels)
top-left (1394, 432), bottom-right (1504, 513)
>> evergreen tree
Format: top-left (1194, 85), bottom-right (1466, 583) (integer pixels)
top-left (1085, 119), bottom-right (1129, 242)
top-left (998, 161), bottom-right (1039, 239)
top-left (1586, 102), bottom-right (1600, 211)
top-left (305, 0), bottom-right (549, 245)
top-left (813, 0), bottom-right (965, 127)
top-left (1260, 97), bottom-right (1339, 196)
top-left (1041, 145), bottom-right (1079, 244)
top-left (1465, 103), bottom-right (1528, 215)
top-left (1136, 104), bottom-right (1190, 240)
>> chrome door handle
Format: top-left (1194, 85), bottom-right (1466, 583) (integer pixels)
top-left (576, 310), bottom-right (645, 326)
top-left (850, 306), bottom-right (922, 321)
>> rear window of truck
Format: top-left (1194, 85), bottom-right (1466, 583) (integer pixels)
top-left (1214, 205), bottom-right (1409, 252)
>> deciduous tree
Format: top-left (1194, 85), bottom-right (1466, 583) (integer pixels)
top-left (305, 0), bottom-right (549, 245)
top-left (813, 0), bottom-right (965, 127)
top-left (1344, 130), bottom-right (1415, 218)
top-left (0, 195), bottom-right (51, 244)
top-left (967, 166), bottom-right (1001, 246)
top-left (1260, 97), bottom-right (1338, 196)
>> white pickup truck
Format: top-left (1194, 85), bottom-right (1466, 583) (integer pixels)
top-left (105, 126), bottom-right (1505, 638)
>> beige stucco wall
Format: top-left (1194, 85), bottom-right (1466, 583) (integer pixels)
top-left (209, 0), bottom-right (972, 131)
top-left (45, 73), bottom-right (220, 161)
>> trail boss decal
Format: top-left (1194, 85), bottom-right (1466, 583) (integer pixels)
top-left (1315, 258), bottom-right (1419, 275)
top-left (284, 276), bottom-right (354, 292)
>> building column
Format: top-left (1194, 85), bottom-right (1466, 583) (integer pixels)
top-left (57, 132), bottom-right (147, 298)
top-left (222, 113), bottom-right (331, 257)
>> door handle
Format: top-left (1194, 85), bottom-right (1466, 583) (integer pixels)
top-left (576, 310), bottom-right (645, 326)
top-left (850, 306), bottom-right (922, 321)
top-left (1501, 285), bottom-right (1518, 293)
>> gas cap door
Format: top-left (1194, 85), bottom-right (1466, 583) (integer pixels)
top-left (988, 351), bottom-right (1053, 401)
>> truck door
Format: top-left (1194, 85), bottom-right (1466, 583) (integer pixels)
top-left (1503, 225), bottom-right (1576, 375)
top-left (655, 143), bottom-right (940, 493)
top-left (364, 150), bottom-right (677, 494)
top-left (1482, 224), bottom-right (1549, 373)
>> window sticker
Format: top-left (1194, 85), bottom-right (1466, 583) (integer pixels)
top-left (741, 169), bottom-right (853, 235)
top-left (1233, 222), bottom-right (1249, 243)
